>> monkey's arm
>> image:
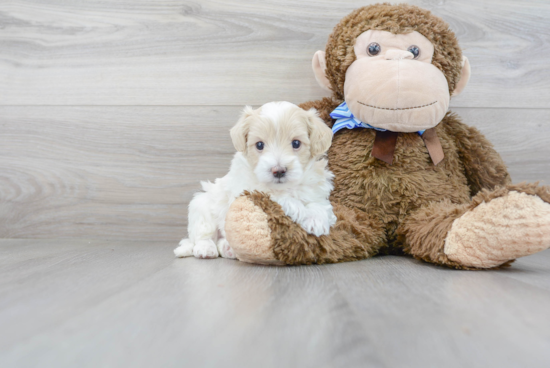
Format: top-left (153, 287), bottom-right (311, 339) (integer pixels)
top-left (444, 112), bottom-right (511, 196)
top-left (225, 191), bottom-right (385, 265)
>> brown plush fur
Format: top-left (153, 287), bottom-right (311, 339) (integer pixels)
top-left (224, 4), bottom-right (550, 269)
top-left (398, 199), bottom-right (471, 269)
top-left (324, 3), bottom-right (463, 100)
top-left (443, 114), bottom-right (512, 196)
top-left (291, 102), bottom-right (520, 269)
top-left (295, 97), bottom-right (547, 269)
top-left (242, 191), bottom-right (385, 265)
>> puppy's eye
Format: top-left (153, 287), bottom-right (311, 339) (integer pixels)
top-left (367, 42), bottom-right (381, 56)
top-left (407, 45), bottom-right (420, 59)
top-left (292, 140), bottom-right (301, 149)
top-left (256, 141), bottom-right (264, 151)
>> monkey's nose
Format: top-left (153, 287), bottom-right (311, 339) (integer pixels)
top-left (385, 49), bottom-right (414, 60)
top-left (272, 167), bottom-right (287, 178)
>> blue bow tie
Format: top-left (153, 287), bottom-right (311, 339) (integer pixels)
top-left (330, 102), bottom-right (425, 135)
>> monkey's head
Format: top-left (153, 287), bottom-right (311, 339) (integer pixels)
top-left (313, 3), bottom-right (470, 132)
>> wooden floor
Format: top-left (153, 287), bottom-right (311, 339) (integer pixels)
top-left (1, 239), bottom-right (550, 368)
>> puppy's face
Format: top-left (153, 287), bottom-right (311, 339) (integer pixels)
top-left (230, 102), bottom-right (333, 187)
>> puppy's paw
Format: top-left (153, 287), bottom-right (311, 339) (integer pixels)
top-left (328, 211), bottom-right (337, 227)
top-left (217, 238), bottom-right (236, 259)
top-left (300, 215), bottom-right (330, 237)
top-left (193, 239), bottom-right (219, 259)
top-left (174, 238), bottom-right (194, 258)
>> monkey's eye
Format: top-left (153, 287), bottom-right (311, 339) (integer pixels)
top-left (407, 45), bottom-right (420, 59)
top-left (292, 140), bottom-right (301, 149)
top-left (256, 141), bottom-right (264, 150)
top-left (367, 42), bottom-right (381, 56)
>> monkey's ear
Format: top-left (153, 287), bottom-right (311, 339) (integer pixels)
top-left (230, 106), bottom-right (254, 152)
top-left (312, 50), bottom-right (332, 92)
top-left (452, 56), bottom-right (471, 97)
top-left (306, 108), bottom-right (333, 156)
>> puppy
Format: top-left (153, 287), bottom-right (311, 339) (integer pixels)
top-left (174, 101), bottom-right (336, 259)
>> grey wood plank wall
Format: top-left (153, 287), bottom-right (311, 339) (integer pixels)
top-left (1, 0), bottom-right (550, 241)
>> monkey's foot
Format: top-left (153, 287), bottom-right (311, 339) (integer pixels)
top-left (444, 191), bottom-right (550, 268)
top-left (225, 195), bottom-right (284, 265)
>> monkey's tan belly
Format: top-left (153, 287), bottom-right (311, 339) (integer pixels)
top-left (328, 127), bottom-right (470, 226)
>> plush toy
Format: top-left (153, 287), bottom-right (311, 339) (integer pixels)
top-left (224, 3), bottom-right (550, 269)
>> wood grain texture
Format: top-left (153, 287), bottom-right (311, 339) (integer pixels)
top-left (1, 0), bottom-right (549, 107)
top-left (1, 106), bottom-right (549, 241)
top-left (1, 2), bottom-right (549, 364)
top-left (1, 239), bottom-right (549, 368)
top-left (0, 105), bottom-right (239, 241)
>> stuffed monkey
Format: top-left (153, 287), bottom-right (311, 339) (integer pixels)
top-left (224, 3), bottom-right (550, 269)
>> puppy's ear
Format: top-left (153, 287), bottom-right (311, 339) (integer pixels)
top-left (306, 108), bottom-right (333, 156)
top-left (230, 106), bottom-right (254, 152)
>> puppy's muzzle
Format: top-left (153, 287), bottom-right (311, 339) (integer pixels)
top-left (272, 166), bottom-right (287, 179)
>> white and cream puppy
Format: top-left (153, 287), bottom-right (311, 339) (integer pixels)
top-left (174, 101), bottom-right (336, 259)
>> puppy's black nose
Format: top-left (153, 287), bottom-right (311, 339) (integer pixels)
top-left (272, 168), bottom-right (287, 178)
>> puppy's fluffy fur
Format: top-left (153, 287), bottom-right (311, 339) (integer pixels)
top-left (174, 101), bottom-right (336, 259)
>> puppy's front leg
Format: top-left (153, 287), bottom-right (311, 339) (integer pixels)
top-left (216, 228), bottom-right (236, 259)
top-left (174, 191), bottom-right (219, 259)
top-left (276, 197), bottom-right (330, 237)
top-left (301, 202), bottom-right (333, 237)
top-left (275, 196), bottom-right (307, 225)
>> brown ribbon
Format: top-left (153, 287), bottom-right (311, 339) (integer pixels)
top-left (421, 127), bottom-right (445, 165)
top-left (371, 127), bottom-right (444, 165)
top-left (371, 131), bottom-right (398, 165)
